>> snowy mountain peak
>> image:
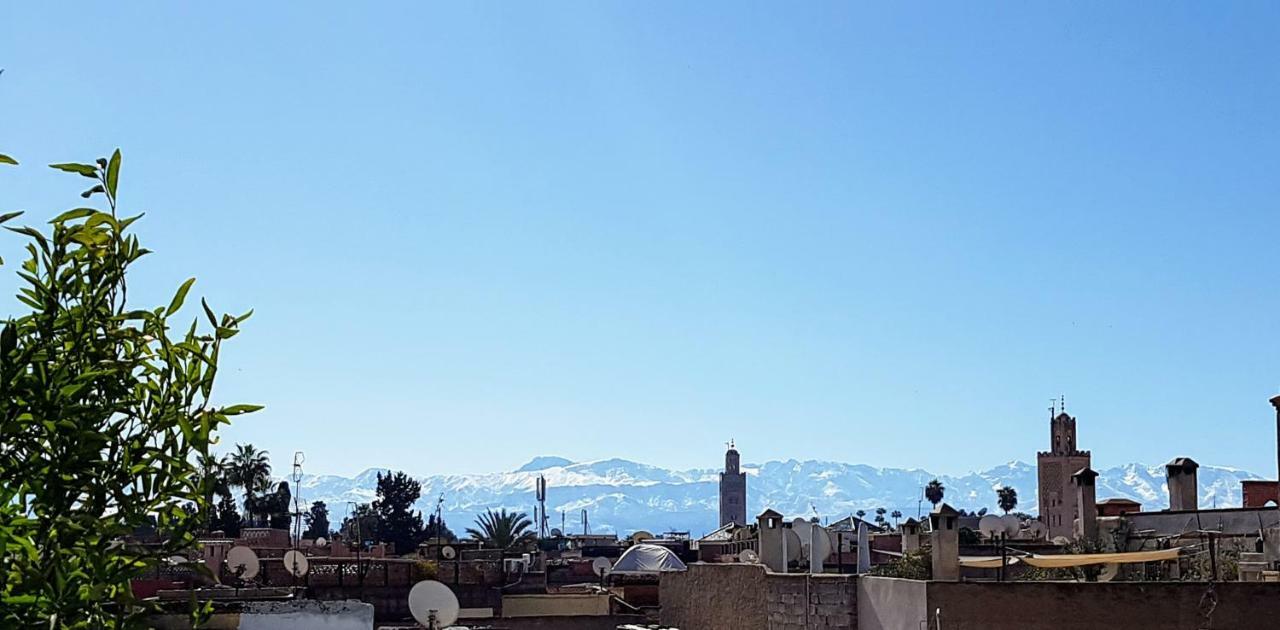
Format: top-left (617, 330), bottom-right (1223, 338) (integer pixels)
top-left (294, 457), bottom-right (1260, 537)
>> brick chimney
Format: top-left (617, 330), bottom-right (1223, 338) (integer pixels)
top-left (1166, 457), bottom-right (1200, 511)
top-left (1072, 467), bottom-right (1098, 539)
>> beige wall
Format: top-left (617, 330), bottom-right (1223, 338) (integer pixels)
top-left (502, 594), bottom-right (610, 617)
top-left (660, 563), bottom-right (768, 630)
top-left (856, 578), bottom-right (926, 630)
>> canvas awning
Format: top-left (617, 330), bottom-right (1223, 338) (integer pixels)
top-left (1019, 548), bottom-right (1181, 568)
top-left (959, 556), bottom-right (1019, 569)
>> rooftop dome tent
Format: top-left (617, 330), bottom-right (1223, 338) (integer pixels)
top-left (611, 544), bottom-right (687, 574)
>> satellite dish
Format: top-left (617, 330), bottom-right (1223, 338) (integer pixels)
top-left (166, 555), bottom-right (187, 566)
top-left (977, 515), bottom-right (1003, 539)
top-left (550, 528), bottom-right (563, 537)
top-left (440, 545), bottom-right (457, 560)
top-left (283, 550), bottom-right (309, 577)
top-left (1098, 563), bottom-right (1120, 582)
top-left (1000, 514), bottom-right (1021, 537)
top-left (630, 530), bottom-right (654, 544)
top-left (591, 556), bottom-right (613, 576)
top-left (1026, 521), bottom-right (1048, 540)
top-left (808, 524), bottom-right (833, 564)
top-left (783, 528), bottom-right (802, 562)
top-left (739, 549), bottom-right (760, 564)
top-left (408, 580), bottom-right (460, 628)
top-left (314, 536), bottom-right (327, 547)
top-left (1051, 536), bottom-right (1072, 546)
top-left (225, 546), bottom-right (260, 580)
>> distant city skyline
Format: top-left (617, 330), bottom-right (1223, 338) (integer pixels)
top-left (4, 3), bottom-right (1280, 478)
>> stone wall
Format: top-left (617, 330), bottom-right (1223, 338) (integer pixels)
top-left (659, 563), bottom-right (855, 630)
top-left (926, 581), bottom-right (1280, 630)
top-left (765, 574), bottom-right (856, 630)
top-left (660, 563), bottom-right (768, 630)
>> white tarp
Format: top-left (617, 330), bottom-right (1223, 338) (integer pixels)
top-left (611, 544), bottom-right (688, 573)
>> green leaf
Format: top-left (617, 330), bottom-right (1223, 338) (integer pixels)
top-left (0, 210), bottom-right (23, 224)
top-left (49, 162), bottom-right (99, 177)
top-left (0, 154), bottom-right (17, 166)
top-left (51, 208), bottom-right (96, 224)
top-left (106, 149), bottom-right (121, 199)
top-left (220, 404), bottom-right (263, 416)
top-left (200, 298), bottom-right (218, 328)
top-left (167, 277), bottom-right (196, 316)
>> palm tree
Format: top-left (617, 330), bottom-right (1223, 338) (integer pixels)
top-left (196, 454), bottom-right (230, 531)
top-left (855, 509), bottom-right (866, 520)
top-left (890, 510), bottom-right (902, 528)
top-left (997, 486), bottom-right (1018, 514)
top-left (924, 479), bottom-right (945, 508)
top-left (466, 508), bottom-right (535, 550)
top-left (225, 444), bottom-right (271, 525)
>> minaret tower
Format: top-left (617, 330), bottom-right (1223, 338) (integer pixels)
top-left (719, 440), bottom-right (747, 527)
top-left (1036, 398), bottom-right (1092, 539)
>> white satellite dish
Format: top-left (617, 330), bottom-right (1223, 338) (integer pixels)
top-left (314, 536), bottom-right (327, 547)
top-left (1051, 535), bottom-right (1072, 546)
top-left (783, 528), bottom-right (803, 562)
top-left (1026, 521), bottom-right (1048, 540)
top-left (1000, 514), bottom-right (1021, 537)
top-left (283, 550), bottom-right (309, 577)
top-left (166, 555), bottom-right (187, 566)
top-left (550, 528), bottom-right (563, 537)
top-left (225, 546), bottom-right (260, 580)
top-left (591, 556), bottom-right (613, 576)
top-left (440, 545), bottom-right (457, 560)
top-left (630, 530), bottom-right (654, 544)
top-left (739, 549), bottom-right (760, 563)
top-left (1097, 563), bottom-right (1120, 582)
top-left (808, 524), bottom-right (833, 564)
top-left (977, 515), bottom-right (1003, 539)
top-left (408, 580), bottom-right (460, 628)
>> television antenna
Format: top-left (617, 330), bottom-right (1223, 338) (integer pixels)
top-left (225, 546), bottom-right (260, 581)
top-left (290, 452), bottom-right (305, 544)
top-left (408, 580), bottom-right (460, 629)
top-left (535, 475), bottom-right (548, 538)
top-left (283, 549), bottom-right (310, 578)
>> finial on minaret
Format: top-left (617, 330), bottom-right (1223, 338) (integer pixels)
top-left (1049, 398), bottom-right (1056, 419)
top-left (1060, 395), bottom-right (1066, 414)
top-left (729, 438), bottom-right (735, 450)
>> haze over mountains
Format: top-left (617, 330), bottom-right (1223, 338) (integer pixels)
top-left (297, 457), bottom-right (1259, 536)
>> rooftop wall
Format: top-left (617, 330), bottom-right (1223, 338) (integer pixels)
top-left (659, 563), bottom-right (856, 630)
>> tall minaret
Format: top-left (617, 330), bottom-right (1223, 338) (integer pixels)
top-left (1036, 399), bottom-right (1091, 539)
top-left (719, 441), bottom-right (747, 527)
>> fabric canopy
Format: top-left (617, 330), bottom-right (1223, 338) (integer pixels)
top-left (611, 544), bottom-right (688, 573)
top-left (958, 548), bottom-right (1181, 569)
top-left (1019, 548), bottom-right (1181, 568)
top-left (959, 556), bottom-right (1019, 569)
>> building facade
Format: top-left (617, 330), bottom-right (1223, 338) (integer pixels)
top-left (719, 443), bottom-right (747, 527)
top-left (1037, 410), bottom-right (1091, 539)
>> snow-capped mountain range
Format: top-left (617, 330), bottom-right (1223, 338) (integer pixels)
top-left (294, 457), bottom-right (1259, 537)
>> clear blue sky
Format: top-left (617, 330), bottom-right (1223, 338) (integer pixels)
top-left (3, 3), bottom-right (1279, 478)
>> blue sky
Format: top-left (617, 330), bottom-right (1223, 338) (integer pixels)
top-left (3, 3), bottom-right (1279, 478)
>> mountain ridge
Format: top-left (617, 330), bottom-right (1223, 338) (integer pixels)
top-left (294, 457), bottom-right (1259, 536)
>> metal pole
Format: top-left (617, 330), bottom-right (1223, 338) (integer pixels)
top-left (1209, 532), bottom-right (1219, 582)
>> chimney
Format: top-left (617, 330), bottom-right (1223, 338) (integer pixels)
top-left (1072, 467), bottom-right (1098, 539)
top-left (756, 509), bottom-right (786, 573)
top-left (929, 503), bottom-right (960, 581)
top-left (1166, 457), bottom-right (1200, 511)
top-left (901, 518), bottom-right (921, 553)
top-left (1271, 396), bottom-right (1280, 483)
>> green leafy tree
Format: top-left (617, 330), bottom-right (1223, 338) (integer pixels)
top-left (925, 479), bottom-right (945, 507)
top-left (467, 509), bottom-right (535, 550)
top-left (0, 151), bottom-right (258, 627)
top-left (264, 481), bottom-right (292, 530)
top-left (890, 510), bottom-right (902, 528)
top-left (425, 513), bottom-right (456, 542)
top-left (340, 503), bottom-right (380, 547)
top-left (372, 471), bottom-right (427, 555)
top-left (997, 486), bottom-right (1018, 514)
top-left (304, 501), bottom-right (331, 539)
